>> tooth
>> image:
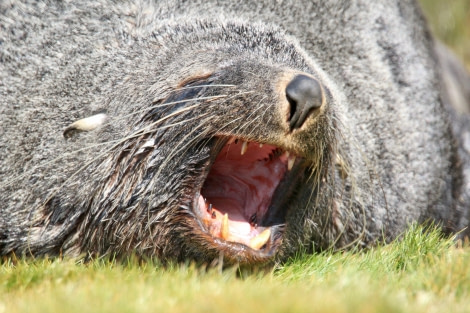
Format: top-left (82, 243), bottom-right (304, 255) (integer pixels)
top-left (288, 155), bottom-right (296, 170)
top-left (285, 151), bottom-right (290, 158)
top-left (259, 143), bottom-right (263, 148)
top-left (221, 213), bottom-right (229, 240)
top-left (241, 141), bottom-right (248, 155)
top-left (227, 137), bottom-right (235, 145)
top-left (249, 228), bottom-right (271, 250)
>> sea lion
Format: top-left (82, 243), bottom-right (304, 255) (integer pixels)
top-left (1, 0), bottom-right (469, 266)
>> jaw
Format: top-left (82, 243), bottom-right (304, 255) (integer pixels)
top-left (190, 136), bottom-right (307, 263)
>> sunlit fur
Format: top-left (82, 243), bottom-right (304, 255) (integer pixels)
top-left (1, 0), bottom-right (469, 266)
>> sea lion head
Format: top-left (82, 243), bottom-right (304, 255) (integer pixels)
top-left (46, 20), bottom-right (341, 267)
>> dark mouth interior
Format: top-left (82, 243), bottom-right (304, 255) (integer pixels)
top-left (198, 138), bottom-right (297, 251)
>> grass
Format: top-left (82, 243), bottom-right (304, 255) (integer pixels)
top-left (419, 0), bottom-right (470, 68)
top-left (1, 225), bottom-right (469, 313)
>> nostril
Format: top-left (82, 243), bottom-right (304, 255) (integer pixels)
top-left (286, 74), bottom-right (323, 130)
top-left (286, 94), bottom-right (297, 126)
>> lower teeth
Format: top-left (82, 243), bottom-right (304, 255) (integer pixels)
top-left (220, 213), bottom-right (229, 240)
top-left (249, 228), bottom-right (271, 250)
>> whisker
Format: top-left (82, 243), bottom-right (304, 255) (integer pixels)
top-left (114, 102), bottom-right (204, 145)
top-left (236, 97), bottom-right (269, 136)
top-left (177, 84), bottom-right (236, 90)
top-left (2, 95), bottom-right (218, 190)
top-left (35, 109), bottom-right (209, 213)
top-left (116, 94), bottom-right (227, 121)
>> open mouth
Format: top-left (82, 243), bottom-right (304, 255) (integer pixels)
top-left (195, 137), bottom-right (302, 254)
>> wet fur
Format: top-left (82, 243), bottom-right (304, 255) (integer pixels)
top-left (1, 0), bottom-right (469, 265)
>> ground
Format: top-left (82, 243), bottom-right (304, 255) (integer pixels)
top-left (1, 225), bottom-right (469, 313)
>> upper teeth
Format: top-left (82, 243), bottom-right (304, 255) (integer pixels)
top-left (288, 155), bottom-right (296, 170)
top-left (241, 141), bottom-right (248, 155)
top-left (229, 138), bottom-right (297, 170)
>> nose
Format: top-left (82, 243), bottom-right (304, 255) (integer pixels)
top-left (285, 74), bottom-right (324, 131)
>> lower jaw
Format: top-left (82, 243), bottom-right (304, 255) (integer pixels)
top-left (197, 194), bottom-right (274, 250)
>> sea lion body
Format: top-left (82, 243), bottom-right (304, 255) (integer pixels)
top-left (1, 0), bottom-right (469, 265)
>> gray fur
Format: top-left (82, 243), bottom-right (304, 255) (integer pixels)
top-left (1, 0), bottom-right (469, 265)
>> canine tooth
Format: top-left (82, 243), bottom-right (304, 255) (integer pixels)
top-left (227, 137), bottom-right (235, 145)
top-left (288, 155), bottom-right (296, 170)
top-left (241, 141), bottom-right (248, 155)
top-left (221, 213), bottom-right (229, 240)
top-left (285, 151), bottom-right (290, 158)
top-left (249, 228), bottom-right (271, 250)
